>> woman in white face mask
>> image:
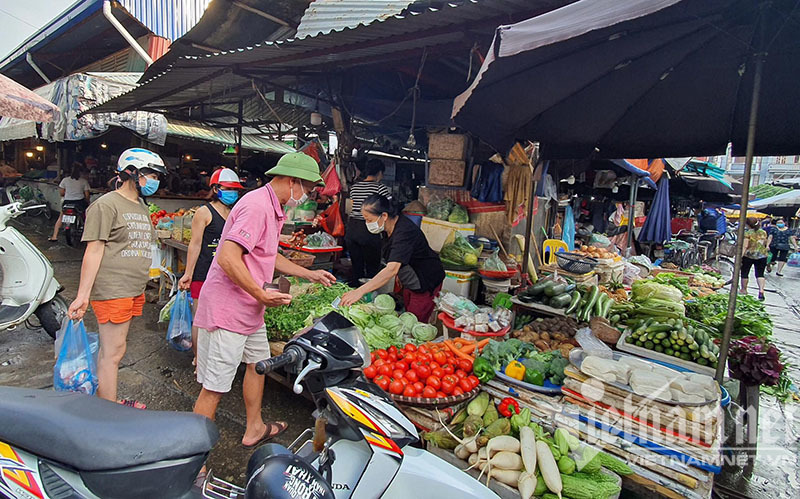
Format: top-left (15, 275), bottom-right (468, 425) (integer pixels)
top-left (340, 194), bottom-right (445, 322)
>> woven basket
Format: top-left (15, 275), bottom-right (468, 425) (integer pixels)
top-left (556, 252), bottom-right (598, 274)
top-left (285, 251), bottom-right (315, 268)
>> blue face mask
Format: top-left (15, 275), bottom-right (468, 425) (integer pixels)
top-left (140, 178), bottom-right (160, 196)
top-left (777, 223), bottom-right (786, 228)
top-left (218, 190), bottom-right (239, 206)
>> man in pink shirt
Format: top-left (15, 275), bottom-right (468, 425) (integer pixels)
top-left (193, 152), bottom-right (335, 450)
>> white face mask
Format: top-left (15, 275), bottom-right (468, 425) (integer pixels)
top-left (366, 216), bottom-right (385, 234)
top-left (285, 181), bottom-right (308, 207)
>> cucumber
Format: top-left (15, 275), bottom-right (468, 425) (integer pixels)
top-left (609, 314), bottom-right (621, 325)
top-left (655, 332), bottom-right (668, 340)
top-left (625, 335), bottom-right (635, 344)
top-left (644, 341), bottom-right (654, 349)
top-left (655, 345), bottom-right (664, 353)
top-left (665, 348), bottom-right (674, 356)
top-left (527, 281), bottom-right (549, 296)
top-left (565, 291), bottom-right (583, 314)
top-left (661, 339), bottom-right (671, 347)
top-left (583, 286), bottom-right (600, 320)
top-left (646, 324), bottom-right (673, 333)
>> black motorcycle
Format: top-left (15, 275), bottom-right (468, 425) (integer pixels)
top-left (61, 200), bottom-right (85, 246)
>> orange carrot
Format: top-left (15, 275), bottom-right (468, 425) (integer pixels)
top-left (460, 338), bottom-right (491, 355)
top-left (445, 340), bottom-right (475, 361)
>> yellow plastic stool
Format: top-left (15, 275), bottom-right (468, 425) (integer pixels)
top-left (542, 239), bottom-right (568, 264)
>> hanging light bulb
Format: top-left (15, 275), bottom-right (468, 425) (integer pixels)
top-left (612, 184), bottom-right (619, 193)
top-left (35, 145), bottom-right (44, 152)
top-left (406, 133), bottom-right (416, 147)
top-left (100, 142), bottom-right (108, 149)
top-left (566, 175), bottom-right (575, 185)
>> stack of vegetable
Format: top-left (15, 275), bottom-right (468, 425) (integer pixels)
top-left (264, 282), bottom-right (352, 341)
top-left (364, 342), bottom-right (480, 399)
top-left (474, 339), bottom-right (571, 386)
top-left (650, 272), bottom-right (691, 298)
top-left (517, 280), bottom-right (615, 323)
top-left (425, 393), bottom-right (629, 498)
top-left (686, 293), bottom-right (773, 340)
top-left (440, 232), bottom-right (482, 269)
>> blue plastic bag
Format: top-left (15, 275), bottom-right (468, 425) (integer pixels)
top-left (167, 290), bottom-right (193, 351)
top-left (562, 204), bottom-right (576, 251)
top-left (788, 252), bottom-right (800, 268)
top-left (54, 320), bottom-right (98, 395)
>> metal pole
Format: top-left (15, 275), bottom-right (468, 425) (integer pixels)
top-left (522, 165), bottom-right (539, 279)
top-left (715, 50), bottom-right (765, 382)
top-left (236, 100), bottom-right (244, 169)
top-left (626, 175), bottom-right (637, 255)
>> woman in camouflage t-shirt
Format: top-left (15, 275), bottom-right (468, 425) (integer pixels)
top-left (740, 217), bottom-right (770, 301)
top-left (68, 149), bottom-right (166, 406)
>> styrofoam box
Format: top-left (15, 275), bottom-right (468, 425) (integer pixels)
top-left (442, 270), bottom-right (478, 301)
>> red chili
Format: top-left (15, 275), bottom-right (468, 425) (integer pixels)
top-left (497, 397), bottom-right (520, 418)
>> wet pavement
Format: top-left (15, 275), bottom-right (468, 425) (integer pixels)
top-left (0, 216), bottom-right (314, 484)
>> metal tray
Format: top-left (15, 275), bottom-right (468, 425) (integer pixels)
top-left (615, 329), bottom-right (717, 377)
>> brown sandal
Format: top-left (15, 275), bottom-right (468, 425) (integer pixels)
top-left (242, 421), bottom-right (288, 449)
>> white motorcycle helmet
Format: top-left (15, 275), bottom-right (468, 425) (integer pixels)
top-left (117, 148), bottom-right (167, 177)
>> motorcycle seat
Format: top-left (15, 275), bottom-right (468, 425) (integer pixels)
top-left (0, 386), bottom-right (218, 471)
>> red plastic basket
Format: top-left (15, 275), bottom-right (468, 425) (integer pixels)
top-left (438, 312), bottom-right (509, 337)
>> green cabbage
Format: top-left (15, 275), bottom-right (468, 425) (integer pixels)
top-left (363, 325), bottom-right (403, 350)
top-left (631, 280), bottom-right (683, 303)
top-left (378, 314), bottom-right (404, 335)
top-left (412, 323), bottom-right (437, 343)
top-left (374, 294), bottom-right (395, 314)
top-left (399, 312), bottom-right (418, 331)
top-left (448, 204), bottom-right (469, 224)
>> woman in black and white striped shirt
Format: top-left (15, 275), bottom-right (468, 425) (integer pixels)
top-left (346, 159), bottom-right (391, 286)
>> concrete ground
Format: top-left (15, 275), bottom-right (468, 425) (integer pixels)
top-left (0, 216), bottom-right (313, 484)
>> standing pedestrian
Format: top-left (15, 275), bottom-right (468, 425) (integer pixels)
top-left (345, 159), bottom-right (390, 287)
top-left (178, 168), bottom-right (243, 365)
top-left (49, 163), bottom-right (90, 241)
top-left (767, 217), bottom-right (797, 276)
top-left (67, 148), bottom-right (166, 408)
top-left (192, 152), bottom-right (335, 454)
top-left (740, 217), bottom-right (770, 300)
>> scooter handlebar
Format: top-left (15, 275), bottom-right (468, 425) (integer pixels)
top-left (255, 346), bottom-right (303, 375)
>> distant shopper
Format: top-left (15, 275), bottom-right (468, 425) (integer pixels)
top-left (67, 148), bottom-right (166, 408)
top-left (740, 217), bottom-right (770, 301)
top-left (178, 168), bottom-right (243, 365)
top-left (767, 217), bottom-right (797, 276)
top-left (49, 163), bottom-right (90, 241)
top-left (345, 159), bottom-right (390, 287)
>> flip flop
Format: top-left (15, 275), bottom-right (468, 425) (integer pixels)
top-left (193, 470), bottom-right (208, 490)
top-left (47, 238), bottom-right (58, 242)
top-left (243, 421), bottom-right (288, 449)
top-left (118, 399), bottom-right (147, 410)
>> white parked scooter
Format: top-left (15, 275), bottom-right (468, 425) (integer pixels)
top-left (0, 201), bottom-right (68, 338)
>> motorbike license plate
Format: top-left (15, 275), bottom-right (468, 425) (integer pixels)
top-left (62, 215), bottom-right (76, 224)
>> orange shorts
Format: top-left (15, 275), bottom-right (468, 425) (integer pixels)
top-left (91, 293), bottom-right (145, 324)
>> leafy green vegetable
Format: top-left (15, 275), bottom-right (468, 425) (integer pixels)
top-left (363, 325), bottom-right (403, 350)
top-left (510, 407), bottom-right (531, 435)
top-left (411, 323), bottom-right (437, 343)
top-left (686, 293), bottom-right (773, 339)
top-left (479, 338), bottom-right (537, 370)
top-left (399, 312), bottom-right (418, 331)
top-left (447, 204), bottom-right (469, 223)
top-left (263, 283), bottom-right (352, 340)
top-left (650, 272), bottom-right (691, 296)
top-left (631, 280), bottom-right (683, 302)
top-left (373, 294), bottom-right (396, 314)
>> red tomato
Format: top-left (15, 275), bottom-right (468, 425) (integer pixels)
top-left (415, 365), bottom-right (431, 380)
top-left (436, 391), bottom-right (447, 398)
top-left (433, 351), bottom-right (447, 364)
top-left (404, 370), bottom-right (419, 383)
top-left (419, 353), bottom-right (432, 363)
top-left (413, 381), bottom-right (425, 394)
top-left (431, 368), bottom-right (445, 379)
top-left (388, 353), bottom-right (398, 362)
top-left (378, 365), bottom-right (393, 376)
top-left (422, 386), bottom-right (437, 398)
top-left (429, 361), bottom-right (441, 370)
top-left (441, 363), bottom-right (455, 375)
top-left (370, 352), bottom-right (377, 363)
top-left (459, 378), bottom-right (473, 392)
top-left (363, 366), bottom-right (377, 379)
top-left (403, 385), bottom-right (416, 397)
top-left (404, 343), bottom-right (417, 352)
top-left (404, 352), bottom-right (417, 363)
top-left (373, 358), bottom-right (386, 368)
top-left (375, 375), bottom-right (390, 391)
top-left (453, 386), bottom-right (464, 396)
top-left (426, 376), bottom-right (441, 390)
top-left (375, 349), bottom-right (388, 360)
top-left (394, 361), bottom-right (408, 371)
top-left (392, 369), bottom-right (405, 380)
top-left (399, 377), bottom-right (409, 388)
top-left (441, 378), bottom-right (455, 395)
top-left (467, 375), bottom-right (480, 389)
top-left (418, 345), bottom-right (429, 355)
top-left (388, 346), bottom-right (398, 356)
top-left (455, 369), bottom-right (468, 379)
top-left (389, 379), bottom-right (404, 395)
top-left (443, 374), bottom-right (458, 385)
top-left (458, 358), bottom-right (474, 372)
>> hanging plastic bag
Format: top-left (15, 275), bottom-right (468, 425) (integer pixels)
top-left (54, 320), bottom-right (98, 395)
top-left (166, 291), bottom-right (193, 351)
top-left (159, 292), bottom-right (178, 323)
top-left (319, 200), bottom-right (345, 237)
top-left (788, 252), bottom-right (800, 267)
top-left (307, 231), bottom-right (338, 248)
top-left (562, 205), bottom-right (576, 251)
top-left (317, 160), bottom-right (342, 197)
top-left (482, 248), bottom-right (507, 271)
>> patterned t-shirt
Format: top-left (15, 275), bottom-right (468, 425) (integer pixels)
top-left (744, 229), bottom-right (769, 259)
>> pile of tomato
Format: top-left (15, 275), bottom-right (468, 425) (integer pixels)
top-left (364, 343), bottom-right (480, 398)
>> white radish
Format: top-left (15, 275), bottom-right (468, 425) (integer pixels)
top-left (536, 440), bottom-right (562, 498)
top-left (520, 426), bottom-right (537, 473)
top-left (454, 443), bottom-right (470, 460)
top-left (488, 451), bottom-right (522, 470)
top-left (486, 435), bottom-right (520, 455)
top-left (488, 469), bottom-right (522, 487)
top-left (518, 471), bottom-right (537, 499)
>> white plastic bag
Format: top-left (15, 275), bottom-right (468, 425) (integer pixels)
top-left (575, 327), bottom-right (613, 359)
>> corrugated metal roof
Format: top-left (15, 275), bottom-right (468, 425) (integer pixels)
top-left (296, 1), bottom-right (417, 39)
top-left (87, 0), bottom-right (568, 116)
top-left (118, 0), bottom-right (212, 41)
top-left (166, 120), bottom-right (296, 153)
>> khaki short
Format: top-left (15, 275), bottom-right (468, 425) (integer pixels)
top-left (196, 326), bottom-right (271, 393)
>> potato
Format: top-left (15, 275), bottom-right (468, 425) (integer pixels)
top-left (540, 332), bottom-right (550, 342)
top-left (534, 340), bottom-right (549, 351)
